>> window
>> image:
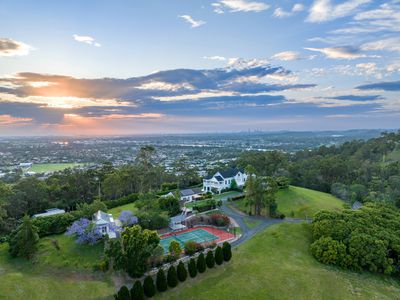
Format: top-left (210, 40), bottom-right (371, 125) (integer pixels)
top-left (102, 226), bottom-right (107, 233)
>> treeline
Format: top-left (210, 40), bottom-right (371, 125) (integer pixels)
top-left (237, 131), bottom-right (400, 206)
top-left (310, 203), bottom-right (400, 275)
top-left (0, 146), bottom-right (200, 236)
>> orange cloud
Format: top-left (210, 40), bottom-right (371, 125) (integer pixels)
top-left (0, 114), bottom-right (32, 126)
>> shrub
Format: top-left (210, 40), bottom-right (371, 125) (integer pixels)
top-left (177, 261), bottom-right (187, 282)
top-left (197, 253), bottom-right (206, 273)
top-left (115, 285), bottom-right (130, 300)
top-left (188, 258), bottom-right (197, 278)
top-left (156, 269), bottom-right (167, 292)
top-left (222, 242), bottom-right (232, 262)
top-left (206, 250), bottom-right (215, 268)
top-left (130, 280), bottom-right (144, 300)
top-left (210, 214), bottom-right (230, 227)
top-left (167, 265), bottom-right (178, 288)
top-left (143, 276), bottom-right (156, 298)
top-left (214, 246), bottom-right (224, 265)
top-left (184, 240), bottom-right (200, 255)
top-left (310, 237), bottom-right (348, 267)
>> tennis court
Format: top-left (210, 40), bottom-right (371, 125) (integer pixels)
top-left (160, 228), bottom-right (218, 252)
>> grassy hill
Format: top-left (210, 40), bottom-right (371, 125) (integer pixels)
top-left (0, 235), bottom-right (113, 300)
top-left (276, 186), bottom-right (344, 218)
top-left (232, 186), bottom-right (344, 218)
top-left (156, 223), bottom-right (400, 300)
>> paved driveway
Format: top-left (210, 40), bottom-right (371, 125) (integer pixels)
top-left (220, 197), bottom-right (303, 248)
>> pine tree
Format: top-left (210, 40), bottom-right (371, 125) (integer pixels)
top-left (222, 242), bottom-right (232, 262)
top-left (130, 280), bottom-right (144, 300)
top-left (115, 285), bottom-right (130, 300)
top-left (188, 258), bottom-right (197, 278)
top-left (177, 261), bottom-right (188, 282)
top-left (197, 253), bottom-right (206, 273)
top-left (167, 265), bottom-right (178, 288)
top-left (9, 215), bottom-right (39, 259)
top-left (156, 269), bottom-right (167, 292)
top-left (215, 246), bottom-right (224, 265)
top-left (206, 250), bottom-right (215, 268)
top-left (143, 276), bottom-right (156, 298)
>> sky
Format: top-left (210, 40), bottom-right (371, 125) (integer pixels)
top-left (0, 0), bottom-right (399, 136)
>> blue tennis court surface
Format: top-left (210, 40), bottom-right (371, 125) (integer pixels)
top-left (160, 228), bottom-right (218, 253)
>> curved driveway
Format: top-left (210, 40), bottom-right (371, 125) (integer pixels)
top-left (219, 194), bottom-right (303, 248)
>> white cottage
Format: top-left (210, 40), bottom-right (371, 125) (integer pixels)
top-left (203, 168), bottom-right (247, 194)
top-left (92, 210), bottom-right (119, 239)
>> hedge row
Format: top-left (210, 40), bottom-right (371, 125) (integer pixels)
top-left (103, 193), bottom-right (139, 209)
top-left (115, 243), bottom-right (232, 299)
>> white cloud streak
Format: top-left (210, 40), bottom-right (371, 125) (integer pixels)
top-left (73, 34), bottom-right (101, 47)
top-left (179, 15), bottom-right (206, 28)
top-left (212, 0), bottom-right (269, 13)
top-left (307, 0), bottom-right (371, 23)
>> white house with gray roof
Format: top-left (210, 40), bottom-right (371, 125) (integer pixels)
top-left (180, 187), bottom-right (203, 202)
top-left (203, 168), bottom-right (247, 194)
top-left (92, 210), bottom-right (119, 239)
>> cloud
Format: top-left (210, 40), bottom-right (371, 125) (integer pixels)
top-left (178, 15), bottom-right (206, 28)
top-left (304, 46), bottom-right (366, 59)
top-left (203, 55), bottom-right (227, 61)
top-left (212, 0), bottom-right (269, 13)
top-left (0, 38), bottom-right (33, 57)
top-left (357, 81), bottom-right (400, 91)
top-left (0, 114), bottom-right (32, 126)
top-left (307, 0), bottom-right (371, 23)
top-left (73, 34), bottom-right (101, 47)
top-left (273, 3), bottom-right (304, 18)
top-left (328, 94), bottom-right (383, 101)
top-left (361, 37), bottom-right (400, 52)
top-left (271, 51), bottom-right (301, 61)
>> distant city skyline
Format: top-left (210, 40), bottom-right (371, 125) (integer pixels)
top-left (0, 0), bottom-right (399, 136)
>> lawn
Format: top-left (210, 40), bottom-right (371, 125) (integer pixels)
top-left (156, 223), bottom-right (400, 300)
top-left (276, 186), bottom-right (344, 218)
top-left (108, 202), bottom-right (137, 218)
top-left (28, 163), bottom-right (83, 173)
top-left (36, 234), bottom-right (104, 270)
top-left (232, 186), bottom-right (344, 218)
top-left (0, 239), bottom-right (114, 300)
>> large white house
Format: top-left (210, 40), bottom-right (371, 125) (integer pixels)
top-left (203, 168), bottom-right (247, 194)
top-left (92, 210), bottom-right (119, 239)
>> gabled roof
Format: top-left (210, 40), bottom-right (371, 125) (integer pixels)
top-left (93, 210), bottom-right (114, 223)
top-left (215, 175), bottom-right (224, 182)
top-left (181, 188), bottom-right (202, 196)
top-left (219, 168), bottom-right (244, 178)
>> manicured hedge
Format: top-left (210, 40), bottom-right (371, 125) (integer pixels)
top-left (103, 193), bottom-right (139, 209)
top-left (32, 213), bottom-right (77, 237)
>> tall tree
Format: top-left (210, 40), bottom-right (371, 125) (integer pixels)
top-left (9, 215), bottom-right (39, 259)
top-left (106, 225), bottom-right (159, 277)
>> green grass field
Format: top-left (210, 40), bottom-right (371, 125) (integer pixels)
top-left (0, 235), bottom-right (114, 300)
top-left (156, 223), bottom-right (400, 300)
top-left (276, 186), bottom-right (344, 218)
top-left (233, 186), bottom-right (344, 218)
top-left (108, 202), bottom-right (137, 218)
top-left (28, 163), bottom-right (83, 173)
